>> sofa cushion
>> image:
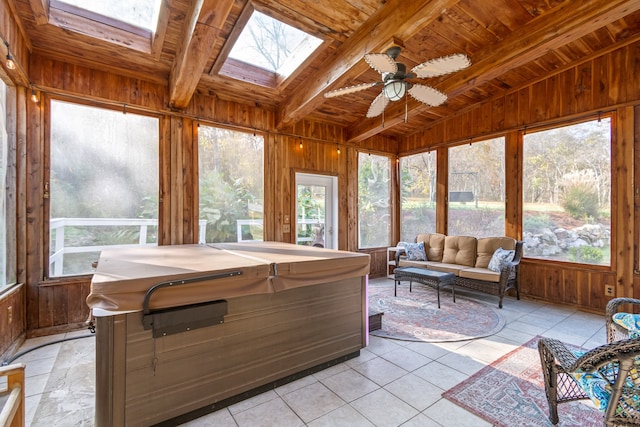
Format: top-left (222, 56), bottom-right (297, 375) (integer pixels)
top-left (442, 236), bottom-right (477, 267)
top-left (458, 267), bottom-right (501, 283)
top-left (416, 233), bottom-right (446, 262)
top-left (405, 242), bottom-right (427, 261)
top-left (398, 259), bottom-right (429, 268)
top-left (475, 237), bottom-right (517, 268)
top-left (488, 247), bottom-right (516, 272)
top-left (397, 260), bottom-right (464, 275)
top-left (425, 262), bottom-right (467, 275)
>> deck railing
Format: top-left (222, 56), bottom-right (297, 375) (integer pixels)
top-left (49, 218), bottom-right (207, 277)
top-left (49, 217), bottom-right (324, 276)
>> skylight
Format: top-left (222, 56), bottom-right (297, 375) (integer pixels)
top-left (228, 11), bottom-right (322, 79)
top-left (55, 0), bottom-right (162, 33)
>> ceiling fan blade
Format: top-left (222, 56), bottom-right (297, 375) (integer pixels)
top-left (364, 53), bottom-right (397, 74)
top-left (366, 92), bottom-right (390, 118)
top-left (324, 82), bottom-right (378, 98)
top-left (408, 84), bottom-right (448, 107)
top-left (411, 53), bottom-right (471, 78)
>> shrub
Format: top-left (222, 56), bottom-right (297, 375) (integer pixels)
top-left (568, 246), bottom-right (604, 263)
top-left (560, 171), bottom-right (600, 220)
top-left (524, 214), bottom-right (555, 233)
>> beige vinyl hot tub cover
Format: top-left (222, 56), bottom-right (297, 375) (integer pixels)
top-left (87, 242), bottom-right (370, 313)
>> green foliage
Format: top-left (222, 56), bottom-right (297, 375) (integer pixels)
top-left (560, 171), bottom-right (600, 220)
top-left (358, 154), bottom-right (391, 247)
top-left (568, 246), bottom-right (604, 263)
top-left (198, 126), bottom-right (264, 243)
top-left (296, 186), bottom-right (324, 221)
top-left (138, 195), bottom-right (158, 219)
top-left (199, 170), bottom-right (258, 242)
top-left (523, 214), bottom-right (556, 233)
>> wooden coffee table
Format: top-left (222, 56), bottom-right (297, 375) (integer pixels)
top-left (394, 267), bottom-right (456, 308)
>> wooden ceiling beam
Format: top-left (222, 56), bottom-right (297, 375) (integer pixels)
top-left (275, 0), bottom-right (462, 130)
top-left (168, 0), bottom-right (234, 110)
top-left (347, 0), bottom-right (640, 143)
top-left (27, 0), bottom-right (48, 25)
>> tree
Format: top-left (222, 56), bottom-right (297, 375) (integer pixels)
top-left (198, 126), bottom-right (264, 242)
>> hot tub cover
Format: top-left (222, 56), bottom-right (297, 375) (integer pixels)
top-left (87, 242), bottom-right (370, 313)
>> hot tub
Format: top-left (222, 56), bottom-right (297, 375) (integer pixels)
top-left (88, 242), bottom-right (370, 426)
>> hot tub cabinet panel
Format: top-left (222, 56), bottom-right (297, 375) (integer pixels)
top-left (90, 243), bottom-right (369, 426)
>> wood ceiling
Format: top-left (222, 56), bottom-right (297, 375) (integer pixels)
top-left (10, 0), bottom-right (640, 143)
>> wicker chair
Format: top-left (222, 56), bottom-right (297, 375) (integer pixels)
top-left (606, 297), bottom-right (640, 343)
top-left (538, 337), bottom-right (640, 426)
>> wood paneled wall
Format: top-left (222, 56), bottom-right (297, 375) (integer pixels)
top-left (270, 134), bottom-right (348, 249)
top-left (400, 41), bottom-right (640, 312)
top-left (401, 42), bottom-right (640, 151)
top-left (20, 55), bottom-right (396, 336)
top-left (0, 284), bottom-right (25, 361)
top-left (5, 33), bottom-right (639, 341)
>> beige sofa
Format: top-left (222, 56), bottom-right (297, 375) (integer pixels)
top-left (395, 233), bottom-right (524, 308)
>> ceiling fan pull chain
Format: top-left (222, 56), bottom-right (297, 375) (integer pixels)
top-left (405, 91), bottom-right (408, 123)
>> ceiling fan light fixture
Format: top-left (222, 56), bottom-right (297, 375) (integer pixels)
top-left (383, 80), bottom-right (406, 101)
top-left (324, 46), bottom-right (469, 119)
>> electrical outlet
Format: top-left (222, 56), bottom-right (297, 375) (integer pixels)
top-left (7, 306), bottom-right (12, 324)
top-left (283, 224), bottom-right (290, 233)
top-left (605, 285), bottom-right (614, 296)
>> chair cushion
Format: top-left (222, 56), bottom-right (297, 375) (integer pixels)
top-left (487, 247), bottom-right (515, 272)
top-left (569, 349), bottom-right (640, 413)
top-left (569, 369), bottom-right (610, 411)
top-left (568, 349), bottom-right (610, 411)
top-left (405, 242), bottom-right (427, 261)
top-left (612, 313), bottom-right (640, 339)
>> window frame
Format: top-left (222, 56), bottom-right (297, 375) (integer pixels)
top-left (210, 1), bottom-right (328, 89)
top-left (196, 122), bottom-right (266, 244)
top-left (447, 136), bottom-right (506, 238)
top-left (41, 0), bottom-right (168, 54)
top-left (0, 80), bottom-right (17, 292)
top-left (44, 97), bottom-right (162, 279)
top-left (357, 151), bottom-right (392, 249)
top-left (399, 150), bottom-right (437, 242)
top-left (520, 114), bottom-right (614, 269)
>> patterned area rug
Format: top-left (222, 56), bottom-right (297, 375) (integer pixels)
top-left (368, 280), bottom-right (505, 342)
top-left (443, 336), bottom-right (601, 427)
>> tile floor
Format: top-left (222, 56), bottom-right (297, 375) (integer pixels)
top-left (7, 278), bottom-right (607, 426)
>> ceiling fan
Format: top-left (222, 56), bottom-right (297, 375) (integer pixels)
top-left (324, 46), bottom-right (471, 119)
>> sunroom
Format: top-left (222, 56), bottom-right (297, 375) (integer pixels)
top-left (1, 0), bottom-right (639, 425)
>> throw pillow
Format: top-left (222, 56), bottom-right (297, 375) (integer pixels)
top-left (612, 313), bottom-right (640, 338)
top-left (487, 247), bottom-right (515, 272)
top-left (405, 242), bottom-right (427, 261)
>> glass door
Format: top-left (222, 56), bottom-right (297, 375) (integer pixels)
top-left (295, 173), bottom-right (337, 249)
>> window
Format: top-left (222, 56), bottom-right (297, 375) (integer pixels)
top-left (358, 152), bottom-right (391, 248)
top-left (49, 101), bottom-right (159, 277)
top-left (448, 137), bottom-right (506, 237)
top-left (198, 126), bottom-right (264, 243)
top-left (400, 151), bottom-right (437, 242)
top-left (523, 118), bottom-right (611, 265)
top-left (218, 8), bottom-right (322, 87)
top-left (47, 0), bottom-right (163, 52)
top-left (0, 80), bottom-right (16, 288)
top-left (53, 0), bottom-right (162, 32)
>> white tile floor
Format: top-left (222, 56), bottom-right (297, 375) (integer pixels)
top-left (8, 278), bottom-right (607, 426)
